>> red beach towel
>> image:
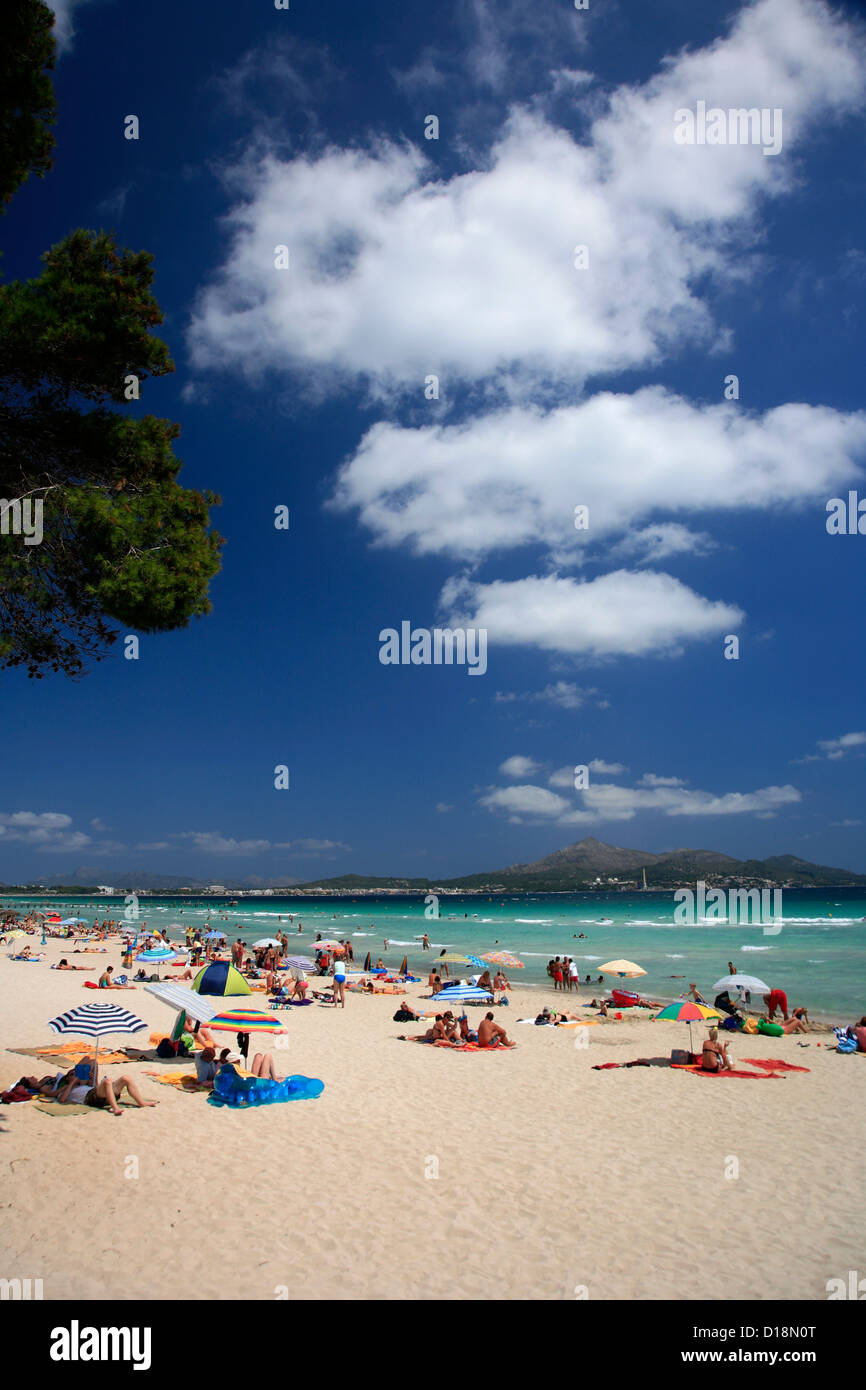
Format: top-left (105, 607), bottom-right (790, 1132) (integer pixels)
top-left (741, 1058), bottom-right (810, 1073)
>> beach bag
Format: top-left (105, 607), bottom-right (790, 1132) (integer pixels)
top-left (393, 1008), bottom-right (414, 1022)
top-left (837, 1035), bottom-right (858, 1053)
top-left (670, 1049), bottom-right (689, 1065)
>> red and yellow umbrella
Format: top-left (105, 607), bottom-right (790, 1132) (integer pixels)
top-left (481, 951), bottom-right (524, 969)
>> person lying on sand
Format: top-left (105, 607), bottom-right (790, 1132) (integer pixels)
top-left (58, 1069), bottom-right (157, 1115)
top-left (249, 1052), bottom-right (282, 1080)
top-left (781, 1014), bottom-right (809, 1034)
top-left (477, 1013), bottom-right (516, 1048)
top-left (701, 1028), bottom-right (732, 1073)
top-left (53, 959), bottom-right (91, 971)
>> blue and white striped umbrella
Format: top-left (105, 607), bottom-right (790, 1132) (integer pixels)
top-left (47, 1002), bottom-right (147, 1078)
top-left (431, 986), bottom-right (493, 1004)
top-left (48, 1002), bottom-right (147, 1039)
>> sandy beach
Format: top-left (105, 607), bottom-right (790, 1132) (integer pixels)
top-left (1, 936), bottom-right (864, 1303)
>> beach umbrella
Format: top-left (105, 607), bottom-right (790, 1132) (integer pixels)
top-left (192, 961), bottom-right (252, 997)
top-left (438, 952), bottom-right (487, 969)
top-left (654, 1000), bottom-right (721, 1052)
top-left (398, 955), bottom-right (408, 976)
top-left (363, 951), bottom-right (372, 972)
top-left (597, 959), bottom-right (646, 978)
top-left (59, 917), bottom-right (88, 925)
top-left (283, 956), bottom-right (314, 971)
top-left (205, 1008), bottom-right (286, 1034)
top-left (143, 981), bottom-right (221, 1023)
top-left (481, 951), bottom-right (524, 969)
top-left (253, 937), bottom-right (282, 949)
top-left (135, 946), bottom-right (177, 979)
top-left (47, 1002), bottom-right (146, 1083)
top-left (711, 973), bottom-right (769, 1001)
top-left (6, 928), bottom-right (25, 940)
top-left (431, 985), bottom-right (493, 1004)
top-left (204, 930), bottom-right (225, 941)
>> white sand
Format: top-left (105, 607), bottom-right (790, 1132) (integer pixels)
top-left (1, 940), bottom-right (864, 1301)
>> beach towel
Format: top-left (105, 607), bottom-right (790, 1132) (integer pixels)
top-left (673, 1064), bottom-right (782, 1078)
top-left (399, 1037), bottom-right (511, 1051)
top-left (9, 1044), bottom-right (129, 1065)
top-left (741, 1058), bottom-right (810, 1073)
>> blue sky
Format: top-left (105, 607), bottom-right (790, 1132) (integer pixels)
top-left (2, 0), bottom-right (865, 884)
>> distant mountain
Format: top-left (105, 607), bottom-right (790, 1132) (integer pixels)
top-left (442, 838), bottom-right (865, 889)
top-left (21, 840), bottom-right (865, 896)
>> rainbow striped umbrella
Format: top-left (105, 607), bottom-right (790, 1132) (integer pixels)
top-left (481, 951), bottom-right (524, 969)
top-left (654, 1000), bottom-right (720, 1051)
top-left (205, 1008), bottom-right (286, 1034)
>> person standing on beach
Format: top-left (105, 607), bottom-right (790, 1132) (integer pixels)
top-left (332, 955), bottom-right (347, 1008)
top-left (568, 958), bottom-right (580, 994)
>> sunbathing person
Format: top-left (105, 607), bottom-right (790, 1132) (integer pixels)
top-left (58, 1068), bottom-right (157, 1115)
top-left (493, 971), bottom-right (512, 992)
top-left (98, 966), bottom-right (131, 989)
top-left (249, 1053), bottom-right (281, 1080)
top-left (420, 1014), bottom-right (448, 1043)
top-left (194, 1047), bottom-right (219, 1089)
top-left (53, 959), bottom-right (91, 971)
top-left (701, 1028), bottom-right (732, 1073)
top-left (781, 1014), bottom-right (809, 1034)
top-left (476, 969), bottom-right (493, 992)
top-left (184, 1015), bottom-right (217, 1050)
top-left (477, 1012), bottom-right (516, 1048)
top-left (441, 1011), bottom-right (462, 1043)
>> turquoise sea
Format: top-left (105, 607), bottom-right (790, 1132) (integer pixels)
top-left (5, 887), bottom-right (866, 1021)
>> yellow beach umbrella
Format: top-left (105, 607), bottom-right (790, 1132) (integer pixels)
top-left (597, 959), bottom-right (646, 978)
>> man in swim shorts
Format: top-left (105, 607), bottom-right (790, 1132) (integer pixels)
top-left (763, 988), bottom-right (789, 1021)
top-left (477, 1013), bottom-right (516, 1048)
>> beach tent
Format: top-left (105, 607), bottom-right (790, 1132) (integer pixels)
top-left (363, 951), bottom-right (372, 972)
top-left (192, 960), bottom-right (252, 997)
top-left (398, 955), bottom-right (408, 977)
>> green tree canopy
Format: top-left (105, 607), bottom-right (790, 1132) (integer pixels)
top-left (0, 3), bottom-right (223, 678)
top-left (0, 0), bottom-right (56, 210)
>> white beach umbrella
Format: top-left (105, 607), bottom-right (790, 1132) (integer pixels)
top-left (143, 982), bottom-right (221, 1022)
top-left (253, 938), bottom-right (282, 949)
top-left (711, 974), bottom-right (770, 996)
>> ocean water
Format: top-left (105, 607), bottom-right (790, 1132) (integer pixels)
top-left (6, 887), bottom-right (866, 1020)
